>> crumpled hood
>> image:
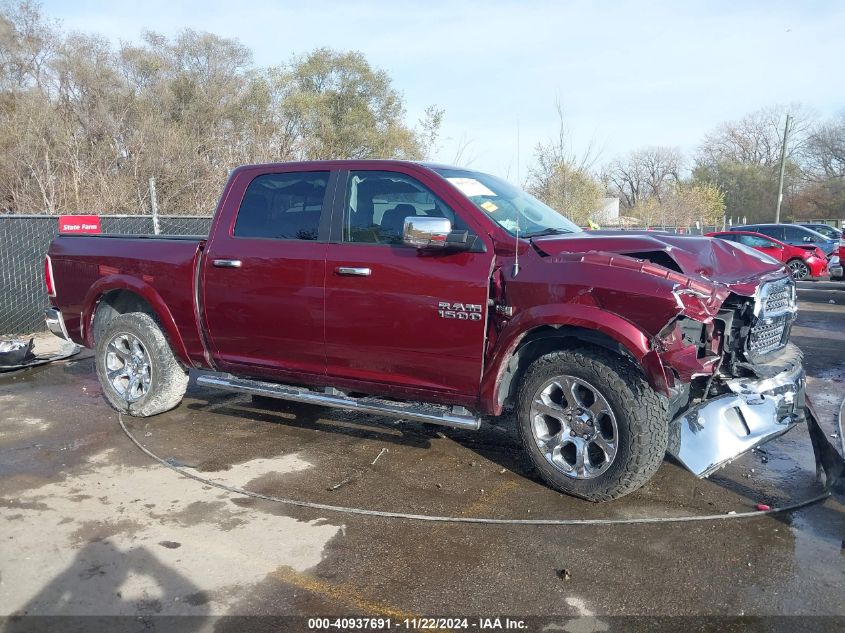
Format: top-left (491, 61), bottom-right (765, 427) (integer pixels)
top-left (533, 231), bottom-right (787, 295)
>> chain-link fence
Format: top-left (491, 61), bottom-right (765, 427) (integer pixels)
top-left (2, 213), bottom-right (841, 336)
top-left (0, 215), bottom-right (211, 335)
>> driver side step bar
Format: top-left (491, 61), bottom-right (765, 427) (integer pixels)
top-left (196, 373), bottom-right (482, 431)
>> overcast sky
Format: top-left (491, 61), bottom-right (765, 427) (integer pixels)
top-left (42, 0), bottom-right (845, 179)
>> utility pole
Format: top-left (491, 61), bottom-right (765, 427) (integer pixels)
top-left (149, 176), bottom-right (160, 235)
top-left (775, 113), bottom-right (791, 224)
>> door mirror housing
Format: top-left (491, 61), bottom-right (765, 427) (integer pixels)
top-left (403, 216), bottom-right (452, 249)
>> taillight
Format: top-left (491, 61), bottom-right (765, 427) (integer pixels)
top-left (45, 255), bottom-right (56, 297)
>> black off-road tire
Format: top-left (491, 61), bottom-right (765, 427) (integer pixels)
top-left (515, 347), bottom-right (669, 501)
top-left (95, 312), bottom-right (188, 417)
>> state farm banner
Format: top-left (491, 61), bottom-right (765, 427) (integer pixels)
top-left (58, 215), bottom-right (101, 234)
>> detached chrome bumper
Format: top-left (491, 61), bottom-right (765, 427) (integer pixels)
top-left (668, 349), bottom-right (805, 477)
top-left (45, 307), bottom-right (70, 341)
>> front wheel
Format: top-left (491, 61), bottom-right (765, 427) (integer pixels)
top-left (95, 312), bottom-right (188, 417)
top-left (787, 258), bottom-right (810, 281)
top-left (515, 347), bottom-right (668, 501)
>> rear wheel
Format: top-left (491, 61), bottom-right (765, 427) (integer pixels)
top-left (787, 258), bottom-right (810, 281)
top-left (515, 347), bottom-right (668, 501)
top-left (95, 312), bottom-right (188, 417)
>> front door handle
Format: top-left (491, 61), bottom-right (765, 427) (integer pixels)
top-left (213, 259), bottom-right (242, 268)
top-left (336, 266), bottom-right (371, 277)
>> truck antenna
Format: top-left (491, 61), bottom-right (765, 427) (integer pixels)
top-left (513, 118), bottom-right (521, 277)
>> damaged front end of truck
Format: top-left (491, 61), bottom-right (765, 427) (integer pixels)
top-left (530, 232), bottom-right (807, 479)
top-left (657, 275), bottom-right (804, 476)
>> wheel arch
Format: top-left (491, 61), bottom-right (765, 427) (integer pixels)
top-left (480, 306), bottom-right (672, 416)
top-left (494, 326), bottom-right (634, 412)
top-left (84, 276), bottom-right (190, 365)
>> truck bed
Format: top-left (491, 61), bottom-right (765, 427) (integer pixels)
top-left (48, 234), bottom-right (206, 362)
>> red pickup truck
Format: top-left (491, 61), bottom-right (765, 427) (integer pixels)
top-left (45, 160), bottom-right (806, 501)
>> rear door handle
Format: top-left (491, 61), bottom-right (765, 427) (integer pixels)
top-left (213, 259), bottom-right (242, 268)
top-left (336, 266), bottom-right (371, 277)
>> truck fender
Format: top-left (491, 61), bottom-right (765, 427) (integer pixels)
top-left (479, 303), bottom-right (671, 415)
top-left (82, 275), bottom-right (192, 366)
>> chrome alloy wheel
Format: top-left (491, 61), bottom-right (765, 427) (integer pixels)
top-left (787, 260), bottom-right (810, 281)
top-left (104, 333), bottom-right (152, 402)
top-left (529, 375), bottom-right (619, 479)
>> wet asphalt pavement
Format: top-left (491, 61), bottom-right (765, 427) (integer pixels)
top-left (1, 281), bottom-right (844, 627)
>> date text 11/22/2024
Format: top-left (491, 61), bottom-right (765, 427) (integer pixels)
top-left (308, 617), bottom-right (527, 629)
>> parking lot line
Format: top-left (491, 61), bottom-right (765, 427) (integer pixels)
top-left (270, 566), bottom-right (418, 619)
top-left (264, 480), bottom-right (520, 618)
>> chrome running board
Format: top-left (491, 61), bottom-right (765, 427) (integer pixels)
top-left (196, 373), bottom-right (481, 431)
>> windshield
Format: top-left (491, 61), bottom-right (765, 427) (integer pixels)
top-left (433, 167), bottom-right (582, 237)
top-left (798, 226), bottom-right (834, 242)
top-left (805, 225), bottom-right (840, 240)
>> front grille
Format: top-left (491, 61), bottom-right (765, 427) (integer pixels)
top-left (749, 315), bottom-right (789, 354)
top-left (763, 280), bottom-right (792, 313)
top-left (747, 278), bottom-right (796, 357)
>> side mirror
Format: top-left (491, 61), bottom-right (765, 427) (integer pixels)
top-left (403, 217), bottom-right (452, 249)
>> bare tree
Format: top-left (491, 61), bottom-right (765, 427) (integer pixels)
top-left (792, 111), bottom-right (845, 218)
top-left (0, 0), bottom-right (59, 93)
top-left (692, 105), bottom-right (818, 223)
top-left (602, 146), bottom-right (684, 209)
top-left (802, 111), bottom-right (845, 180)
top-left (697, 104), bottom-right (812, 168)
top-left (449, 132), bottom-right (478, 167)
top-left (0, 3), bottom-right (442, 214)
top-left (532, 100), bottom-right (601, 175)
top-left (526, 102), bottom-right (604, 225)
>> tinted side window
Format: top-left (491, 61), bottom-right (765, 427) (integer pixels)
top-left (755, 226), bottom-right (782, 239)
top-left (234, 172), bottom-right (328, 240)
top-left (714, 233), bottom-right (735, 241)
top-left (782, 226), bottom-right (807, 241)
top-left (342, 171), bottom-right (472, 245)
top-left (811, 225), bottom-right (837, 239)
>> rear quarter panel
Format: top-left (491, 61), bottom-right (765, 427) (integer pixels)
top-left (48, 236), bottom-right (204, 365)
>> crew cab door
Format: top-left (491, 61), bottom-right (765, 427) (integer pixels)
top-left (323, 168), bottom-right (494, 400)
top-left (202, 167), bottom-right (336, 381)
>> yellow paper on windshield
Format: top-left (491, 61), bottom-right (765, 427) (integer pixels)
top-left (480, 201), bottom-right (498, 213)
top-left (447, 177), bottom-right (496, 198)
